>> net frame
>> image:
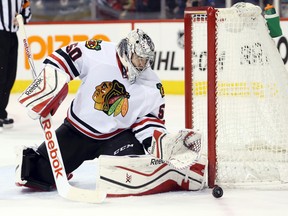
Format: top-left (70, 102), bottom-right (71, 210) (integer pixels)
top-left (184, 5), bottom-right (288, 189)
top-left (184, 6), bottom-right (217, 188)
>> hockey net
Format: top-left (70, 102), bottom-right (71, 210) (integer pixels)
top-left (184, 4), bottom-right (288, 189)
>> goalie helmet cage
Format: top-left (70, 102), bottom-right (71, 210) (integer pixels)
top-left (184, 4), bottom-right (288, 189)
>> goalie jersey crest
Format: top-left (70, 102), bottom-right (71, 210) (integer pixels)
top-left (92, 80), bottom-right (130, 117)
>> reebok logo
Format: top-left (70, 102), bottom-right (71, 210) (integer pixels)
top-left (150, 158), bottom-right (164, 165)
top-left (25, 77), bottom-right (43, 95)
top-left (41, 118), bottom-right (63, 179)
top-left (23, 38), bottom-right (32, 58)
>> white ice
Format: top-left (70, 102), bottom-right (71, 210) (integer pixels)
top-left (1, 94), bottom-right (288, 215)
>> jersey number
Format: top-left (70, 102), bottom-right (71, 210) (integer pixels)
top-left (66, 43), bottom-right (82, 61)
top-left (158, 104), bottom-right (165, 119)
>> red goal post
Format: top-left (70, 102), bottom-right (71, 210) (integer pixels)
top-left (184, 4), bottom-right (288, 189)
top-left (184, 6), bottom-right (217, 189)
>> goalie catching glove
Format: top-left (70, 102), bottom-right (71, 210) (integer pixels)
top-left (149, 129), bottom-right (202, 169)
top-left (18, 66), bottom-right (70, 119)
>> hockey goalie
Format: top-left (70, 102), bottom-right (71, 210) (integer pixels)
top-left (15, 28), bottom-right (207, 196)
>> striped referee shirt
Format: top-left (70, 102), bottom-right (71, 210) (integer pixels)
top-left (0, 0), bottom-right (31, 32)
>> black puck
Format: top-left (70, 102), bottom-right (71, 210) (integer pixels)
top-left (212, 186), bottom-right (223, 198)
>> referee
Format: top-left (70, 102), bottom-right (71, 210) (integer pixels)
top-left (0, 0), bottom-right (31, 130)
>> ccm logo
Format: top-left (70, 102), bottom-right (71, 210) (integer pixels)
top-left (42, 118), bottom-right (63, 178)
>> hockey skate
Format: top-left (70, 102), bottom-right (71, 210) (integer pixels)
top-left (0, 118), bottom-right (14, 129)
top-left (15, 146), bottom-right (52, 191)
top-left (15, 146), bottom-right (29, 186)
top-left (15, 146), bottom-right (73, 191)
top-left (15, 146), bottom-right (32, 188)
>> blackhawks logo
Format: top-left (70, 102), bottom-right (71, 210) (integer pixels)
top-left (92, 80), bottom-right (130, 117)
top-left (85, 39), bottom-right (102, 50)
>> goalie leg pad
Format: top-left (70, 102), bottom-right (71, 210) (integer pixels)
top-left (180, 154), bottom-right (207, 190)
top-left (149, 129), bottom-right (202, 169)
top-left (15, 146), bottom-right (56, 191)
top-left (97, 154), bottom-right (207, 197)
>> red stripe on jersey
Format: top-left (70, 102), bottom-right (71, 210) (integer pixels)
top-left (66, 117), bottom-right (125, 139)
top-left (131, 118), bottom-right (165, 129)
top-left (50, 54), bottom-right (73, 80)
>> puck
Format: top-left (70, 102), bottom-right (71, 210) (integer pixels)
top-left (212, 186), bottom-right (223, 198)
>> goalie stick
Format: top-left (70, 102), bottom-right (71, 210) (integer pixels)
top-left (16, 14), bottom-right (106, 203)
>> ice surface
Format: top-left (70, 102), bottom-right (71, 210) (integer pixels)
top-left (0, 94), bottom-right (287, 215)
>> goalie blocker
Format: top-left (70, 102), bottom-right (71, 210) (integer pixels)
top-left (97, 154), bottom-right (207, 197)
top-left (18, 66), bottom-right (70, 119)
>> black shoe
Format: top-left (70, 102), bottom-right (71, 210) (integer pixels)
top-left (0, 118), bottom-right (14, 129)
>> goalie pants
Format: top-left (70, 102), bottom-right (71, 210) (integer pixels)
top-left (0, 30), bottom-right (18, 119)
top-left (32, 118), bottom-right (146, 186)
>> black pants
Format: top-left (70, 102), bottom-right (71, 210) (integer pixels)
top-left (0, 30), bottom-right (18, 119)
top-left (33, 118), bottom-right (146, 185)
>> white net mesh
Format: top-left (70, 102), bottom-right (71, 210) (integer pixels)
top-left (188, 4), bottom-right (288, 188)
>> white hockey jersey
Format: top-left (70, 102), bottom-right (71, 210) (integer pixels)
top-left (43, 39), bottom-right (166, 143)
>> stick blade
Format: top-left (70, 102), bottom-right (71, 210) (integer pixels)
top-left (62, 187), bottom-right (107, 204)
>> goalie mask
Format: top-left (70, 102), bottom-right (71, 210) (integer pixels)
top-left (117, 29), bottom-right (155, 84)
